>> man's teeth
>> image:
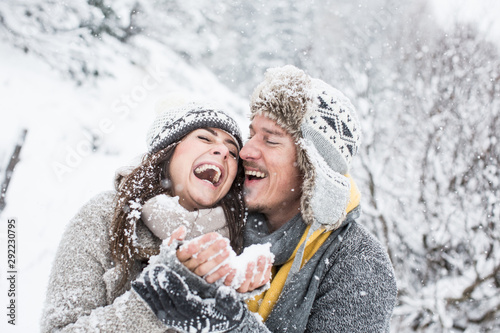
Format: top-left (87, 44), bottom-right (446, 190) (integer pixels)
top-left (195, 164), bottom-right (221, 183)
top-left (245, 170), bottom-right (266, 178)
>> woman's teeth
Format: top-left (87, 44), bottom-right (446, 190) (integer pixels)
top-left (194, 164), bottom-right (222, 184)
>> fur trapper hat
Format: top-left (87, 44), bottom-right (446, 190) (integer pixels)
top-left (250, 65), bottom-right (361, 230)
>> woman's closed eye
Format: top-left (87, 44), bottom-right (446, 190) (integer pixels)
top-left (198, 135), bottom-right (211, 142)
top-left (229, 150), bottom-right (238, 158)
top-left (198, 134), bottom-right (238, 158)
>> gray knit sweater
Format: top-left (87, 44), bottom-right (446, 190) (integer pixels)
top-left (154, 208), bottom-right (398, 333)
top-left (242, 209), bottom-right (397, 332)
top-left (41, 190), bottom-right (232, 332)
top-left (41, 191), bottom-right (169, 332)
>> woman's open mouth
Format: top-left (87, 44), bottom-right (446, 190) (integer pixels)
top-left (194, 164), bottom-right (223, 186)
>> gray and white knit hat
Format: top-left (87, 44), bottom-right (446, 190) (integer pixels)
top-left (250, 65), bottom-right (361, 231)
top-left (146, 99), bottom-right (243, 154)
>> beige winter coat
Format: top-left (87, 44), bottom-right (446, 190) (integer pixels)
top-left (41, 190), bottom-right (229, 332)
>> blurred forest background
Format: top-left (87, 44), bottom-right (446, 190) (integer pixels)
top-left (0, 0), bottom-right (499, 332)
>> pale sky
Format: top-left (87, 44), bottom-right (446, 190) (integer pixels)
top-left (431, 0), bottom-right (500, 46)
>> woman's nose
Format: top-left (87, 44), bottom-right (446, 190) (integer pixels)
top-left (212, 143), bottom-right (230, 159)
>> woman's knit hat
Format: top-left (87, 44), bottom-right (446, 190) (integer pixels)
top-left (250, 65), bottom-right (361, 230)
top-left (146, 98), bottom-right (243, 154)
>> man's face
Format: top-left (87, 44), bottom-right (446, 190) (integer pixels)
top-left (240, 115), bottom-right (302, 227)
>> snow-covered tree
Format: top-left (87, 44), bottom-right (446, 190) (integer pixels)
top-left (0, 0), bottom-right (145, 84)
top-left (392, 21), bottom-right (500, 331)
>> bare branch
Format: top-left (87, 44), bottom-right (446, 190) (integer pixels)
top-left (0, 129), bottom-right (28, 214)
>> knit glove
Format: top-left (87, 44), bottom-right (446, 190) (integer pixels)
top-left (133, 264), bottom-right (247, 332)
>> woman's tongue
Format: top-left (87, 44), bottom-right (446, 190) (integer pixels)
top-left (194, 168), bottom-right (220, 185)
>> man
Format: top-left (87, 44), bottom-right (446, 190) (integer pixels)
top-left (133, 65), bottom-right (397, 332)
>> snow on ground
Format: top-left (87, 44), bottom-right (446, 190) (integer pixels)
top-left (0, 38), bottom-right (249, 332)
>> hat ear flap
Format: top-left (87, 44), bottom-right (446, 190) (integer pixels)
top-left (300, 140), bottom-right (350, 230)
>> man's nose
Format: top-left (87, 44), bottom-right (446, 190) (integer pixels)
top-left (240, 139), bottom-right (261, 160)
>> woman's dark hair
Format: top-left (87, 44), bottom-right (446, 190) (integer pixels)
top-left (110, 141), bottom-right (245, 295)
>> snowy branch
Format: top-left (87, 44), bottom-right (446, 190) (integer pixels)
top-left (446, 264), bottom-right (500, 305)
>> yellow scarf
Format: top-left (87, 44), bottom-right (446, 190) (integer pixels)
top-left (246, 174), bottom-right (361, 321)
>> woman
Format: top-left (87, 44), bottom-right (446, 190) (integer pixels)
top-left (41, 101), bottom-right (262, 332)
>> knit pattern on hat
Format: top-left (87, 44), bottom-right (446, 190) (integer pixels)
top-left (249, 65), bottom-right (361, 229)
top-left (302, 79), bottom-right (361, 174)
top-left (147, 103), bottom-right (243, 154)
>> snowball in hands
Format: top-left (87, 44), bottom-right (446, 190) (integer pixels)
top-left (184, 236), bottom-right (273, 289)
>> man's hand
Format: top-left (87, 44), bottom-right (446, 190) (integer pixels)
top-left (175, 232), bottom-right (232, 278)
top-left (170, 227), bottom-right (273, 293)
top-left (166, 225), bottom-right (187, 245)
top-left (224, 255), bottom-right (273, 293)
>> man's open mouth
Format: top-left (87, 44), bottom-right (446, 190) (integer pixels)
top-left (245, 170), bottom-right (267, 181)
top-left (194, 164), bottom-right (222, 185)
